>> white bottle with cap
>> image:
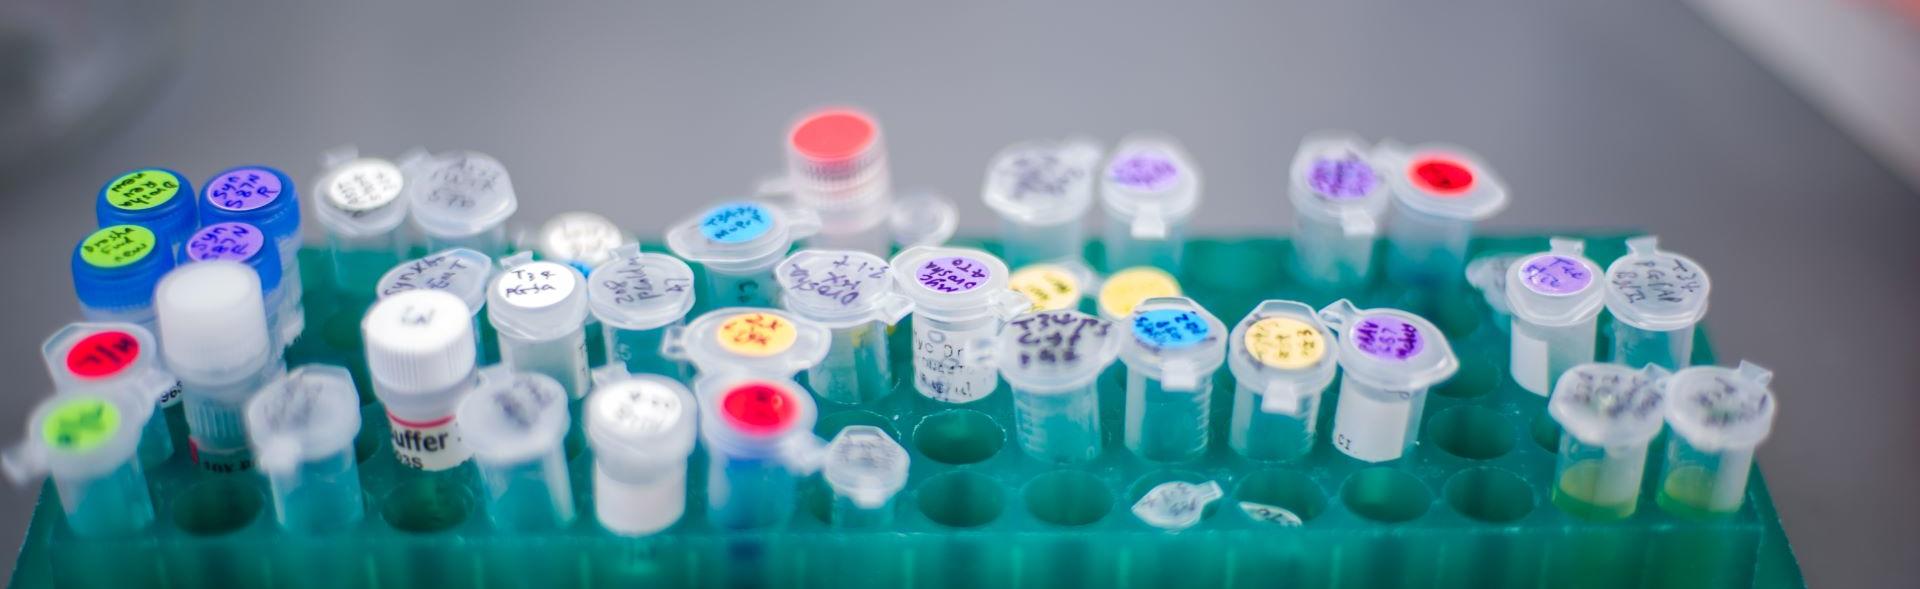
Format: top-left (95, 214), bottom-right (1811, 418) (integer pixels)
top-left (1505, 237), bottom-right (1606, 397)
top-left (155, 261), bottom-right (284, 474)
top-left (889, 246), bottom-right (1031, 404)
top-left (587, 245), bottom-right (697, 379)
top-left (457, 368), bottom-right (575, 531)
top-left (1378, 143), bottom-right (1509, 290)
top-left (378, 247), bottom-right (495, 360)
top-left (1658, 361), bottom-right (1777, 518)
top-left (587, 370), bottom-right (698, 536)
top-left (1319, 299), bottom-right (1458, 463)
top-left (246, 365), bottom-right (366, 533)
top-left (1226, 301), bottom-right (1339, 462)
top-left (312, 147), bottom-right (410, 295)
top-left (1100, 136), bottom-right (1201, 273)
top-left (982, 139), bottom-right (1103, 268)
top-left (775, 250), bottom-right (915, 405)
top-left (401, 150), bottom-right (518, 255)
top-left (666, 201), bottom-right (819, 309)
top-left (489, 254), bottom-right (592, 399)
top-left (363, 289), bottom-right (480, 473)
top-left (1604, 236), bottom-right (1711, 370)
top-left (1288, 133), bottom-right (1391, 289)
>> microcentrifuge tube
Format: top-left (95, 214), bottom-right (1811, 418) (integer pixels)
top-left (96, 168), bottom-right (196, 261)
top-left (534, 211), bottom-right (628, 276)
top-left (401, 150), bottom-right (519, 255)
top-left (1378, 143), bottom-right (1509, 291)
top-left (199, 166), bottom-right (305, 345)
top-left (72, 225), bottom-right (176, 331)
top-left (1288, 133), bottom-right (1390, 289)
top-left (1120, 297), bottom-right (1227, 462)
top-left (587, 245), bottom-right (697, 379)
top-left (43, 323), bottom-right (179, 468)
top-left (995, 310), bottom-right (1123, 463)
top-left (311, 149), bottom-right (410, 296)
top-left (1504, 238), bottom-right (1605, 396)
top-left (1548, 363), bottom-right (1669, 521)
top-left (1226, 301), bottom-right (1338, 462)
top-left (775, 250), bottom-right (915, 405)
top-left (246, 365), bottom-right (366, 533)
top-left (489, 254), bottom-right (592, 399)
top-left (586, 371), bottom-right (697, 536)
top-left (363, 289), bottom-right (481, 475)
top-left (666, 200), bottom-right (819, 309)
top-left (822, 425), bottom-right (908, 528)
top-left (886, 191), bottom-right (959, 250)
top-left (697, 376), bottom-right (824, 529)
top-left (4, 390), bottom-right (156, 537)
top-left (1658, 361), bottom-right (1776, 519)
top-left (785, 107), bottom-right (893, 254)
top-left (662, 307), bottom-right (829, 384)
top-left (378, 247), bottom-right (494, 360)
top-left (1603, 236), bottom-right (1711, 370)
top-left (1463, 253), bottom-right (1523, 334)
top-left (1097, 266), bottom-right (1181, 323)
top-left (889, 246), bottom-right (1031, 404)
top-left (1008, 262), bottom-right (1096, 314)
top-left (457, 368), bottom-right (575, 531)
top-left (982, 138), bottom-right (1103, 268)
top-left (1099, 136), bottom-right (1201, 273)
top-left (185, 222), bottom-right (298, 346)
top-left (1319, 299), bottom-right (1458, 463)
top-left (155, 261), bottom-right (284, 474)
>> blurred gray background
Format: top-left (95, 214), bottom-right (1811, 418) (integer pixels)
top-left (1, 1), bottom-right (1914, 586)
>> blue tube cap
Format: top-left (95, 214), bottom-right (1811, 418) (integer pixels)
top-left (72, 224), bottom-right (176, 312)
top-left (183, 222), bottom-right (282, 293)
top-left (198, 165), bottom-right (301, 243)
top-left (96, 168), bottom-right (198, 249)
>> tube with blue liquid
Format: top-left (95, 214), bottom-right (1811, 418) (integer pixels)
top-left (246, 365), bottom-right (366, 533)
top-left (1120, 297), bottom-right (1227, 463)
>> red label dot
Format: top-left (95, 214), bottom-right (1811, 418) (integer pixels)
top-left (790, 110), bottom-right (876, 163)
top-left (721, 382), bottom-right (798, 435)
top-left (1409, 158), bottom-right (1475, 196)
top-left (65, 331), bottom-right (139, 379)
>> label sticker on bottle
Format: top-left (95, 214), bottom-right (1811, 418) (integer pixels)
top-left (205, 167), bottom-right (284, 211)
top-left (717, 312), bottom-right (798, 357)
top-left (1308, 156), bottom-right (1377, 200)
top-left (1244, 316), bottom-right (1325, 370)
top-left (1408, 157), bottom-right (1474, 196)
top-left (1132, 309), bottom-right (1211, 350)
top-left (1331, 386), bottom-right (1415, 462)
top-left (915, 256), bottom-right (991, 294)
top-left (720, 382), bottom-right (798, 435)
top-left (1008, 265), bottom-right (1081, 312)
top-left (1609, 254), bottom-right (1706, 309)
top-left (105, 170), bottom-right (181, 211)
top-left (1351, 315), bottom-right (1425, 361)
top-left (42, 397), bottom-right (119, 452)
top-left (992, 148), bottom-right (1091, 203)
top-left (598, 381), bottom-right (684, 436)
top-left (325, 160), bottom-right (405, 212)
top-left (65, 331), bottom-right (140, 379)
top-left (189, 441), bottom-right (254, 473)
top-left (388, 413), bottom-right (469, 471)
top-left (1109, 151), bottom-right (1181, 192)
top-left (79, 225), bottom-right (158, 269)
top-left (597, 256), bottom-right (693, 307)
top-left (782, 252), bottom-right (890, 309)
top-left (185, 222), bottom-right (265, 262)
top-left (1098, 267), bottom-right (1180, 319)
top-left (380, 250), bottom-right (486, 298)
top-left (913, 324), bottom-right (995, 403)
top-left (421, 155), bottom-right (508, 212)
top-left (497, 262), bottom-right (576, 309)
top-left (698, 203), bottom-right (772, 244)
top-left (1519, 254), bottom-right (1593, 295)
top-left (1006, 311), bottom-right (1112, 370)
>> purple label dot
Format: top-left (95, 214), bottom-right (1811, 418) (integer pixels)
top-left (206, 168), bottom-right (283, 211)
top-left (186, 222), bottom-right (265, 262)
top-left (1307, 156), bottom-right (1377, 200)
top-left (915, 256), bottom-right (991, 294)
top-left (1109, 153), bottom-right (1180, 192)
top-left (1520, 255), bottom-right (1593, 295)
top-left (1352, 315), bottom-right (1424, 361)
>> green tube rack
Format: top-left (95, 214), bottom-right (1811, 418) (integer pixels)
top-left (9, 235), bottom-right (1804, 588)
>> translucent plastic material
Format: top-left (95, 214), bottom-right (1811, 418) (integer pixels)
top-left (775, 250), bottom-right (915, 405)
top-left (1119, 297), bottom-right (1227, 462)
top-left (822, 425), bottom-right (908, 528)
top-left (695, 376), bottom-right (824, 529)
top-left (1463, 253), bottom-right (1522, 333)
top-left (662, 308), bottom-right (831, 383)
top-left (1288, 133), bottom-right (1389, 289)
top-left (1548, 363), bottom-right (1669, 521)
top-left (1378, 143), bottom-right (1509, 291)
top-left (1503, 238), bottom-right (1605, 396)
top-left (1008, 262), bottom-right (1096, 313)
top-left (1604, 236), bottom-right (1711, 370)
top-left (1659, 362), bottom-right (1776, 519)
top-left (982, 139), bottom-right (1102, 268)
top-left (889, 246), bottom-right (1031, 403)
top-left (245, 365), bottom-right (365, 533)
top-left (887, 192), bottom-right (959, 251)
top-left (665, 201), bottom-right (820, 308)
top-left (1318, 299), bottom-right (1457, 463)
top-left (534, 211), bottom-right (627, 275)
top-left (586, 245), bottom-right (696, 379)
top-left (1100, 136), bottom-right (1200, 272)
top-left (312, 148), bottom-right (409, 295)
top-left (154, 261), bottom-right (282, 473)
top-left (457, 370), bottom-right (574, 531)
top-left (362, 290), bottom-right (480, 473)
top-left (401, 150), bottom-right (519, 255)
top-left (42, 322), bottom-right (178, 468)
top-left (786, 108), bottom-right (892, 254)
top-left (996, 310), bottom-right (1122, 464)
top-left (4, 391), bottom-right (155, 537)
top-left (488, 255), bottom-right (592, 399)
top-left (586, 372), bottom-right (697, 536)
top-left (377, 248), bottom-right (494, 359)
top-left (1226, 301), bottom-right (1338, 461)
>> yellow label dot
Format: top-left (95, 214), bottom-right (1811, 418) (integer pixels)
top-left (1010, 265), bottom-right (1082, 312)
top-left (1098, 267), bottom-right (1181, 319)
top-left (1244, 316), bottom-right (1325, 370)
top-left (42, 397), bottom-right (120, 452)
top-left (717, 312), bottom-right (798, 357)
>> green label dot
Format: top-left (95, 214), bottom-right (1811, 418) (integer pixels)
top-left (105, 170), bottom-right (181, 211)
top-left (42, 398), bottom-right (120, 452)
top-left (80, 225), bottom-right (157, 269)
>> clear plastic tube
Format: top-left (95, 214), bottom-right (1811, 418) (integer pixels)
top-left (1014, 381), bottom-right (1102, 464)
top-left (1553, 438), bottom-right (1649, 521)
top-left (811, 321), bottom-right (893, 405)
top-left (1119, 298), bottom-right (1227, 463)
top-left (1288, 134), bottom-right (1389, 290)
top-left (42, 323), bottom-right (179, 469)
top-left (459, 370), bottom-right (574, 531)
top-left (1657, 361), bottom-right (1775, 519)
top-left (1099, 137), bottom-right (1200, 274)
top-left (6, 391), bottom-right (157, 537)
top-left (1225, 301), bottom-right (1338, 462)
top-left (587, 372), bottom-right (697, 537)
top-left (910, 314), bottom-right (1000, 403)
top-left (997, 310), bottom-right (1121, 464)
top-left (775, 249), bottom-right (914, 405)
top-left (248, 365), bottom-right (365, 533)
top-left (822, 426), bottom-right (907, 529)
top-left (312, 151), bottom-right (410, 297)
top-left (1603, 236), bottom-right (1711, 370)
top-left (1318, 300), bottom-right (1457, 463)
top-left (1378, 145), bottom-right (1508, 291)
top-left (1612, 323), bottom-right (1695, 371)
top-left (697, 377), bottom-right (823, 530)
top-left (1505, 239), bottom-right (1605, 396)
top-left (1228, 381), bottom-right (1318, 462)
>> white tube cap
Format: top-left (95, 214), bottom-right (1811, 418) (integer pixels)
top-left (488, 255), bottom-right (590, 341)
top-left (246, 365), bottom-right (363, 475)
top-left (1664, 361), bottom-right (1777, 452)
top-left (363, 289), bottom-right (476, 400)
top-left (457, 369), bottom-right (570, 466)
top-left (1549, 363), bottom-right (1670, 447)
top-left (822, 426), bottom-right (909, 509)
top-left (154, 261), bottom-right (272, 385)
